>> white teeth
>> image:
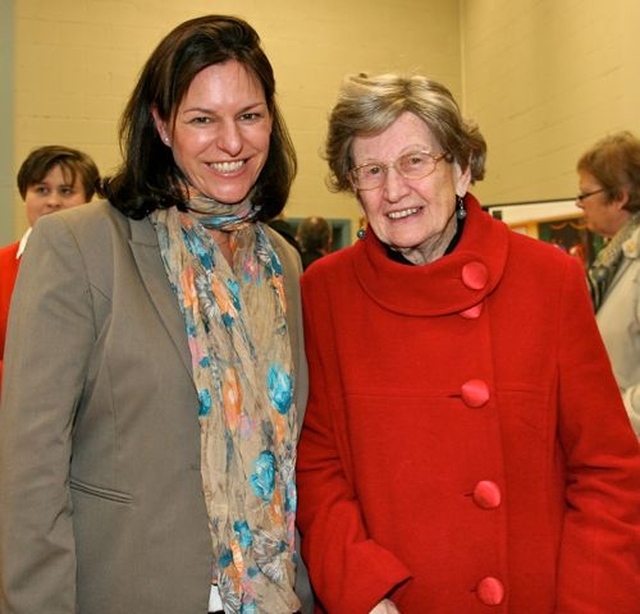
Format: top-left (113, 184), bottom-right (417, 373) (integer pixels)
top-left (210, 160), bottom-right (244, 173)
top-left (388, 207), bottom-right (419, 219)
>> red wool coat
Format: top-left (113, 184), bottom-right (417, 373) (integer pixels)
top-left (296, 196), bottom-right (640, 613)
top-left (0, 241), bottom-right (20, 395)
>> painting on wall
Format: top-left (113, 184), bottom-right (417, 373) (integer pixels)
top-left (484, 199), bottom-right (604, 270)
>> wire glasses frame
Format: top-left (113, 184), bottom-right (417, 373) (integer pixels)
top-left (349, 150), bottom-right (449, 191)
top-left (575, 187), bottom-right (607, 202)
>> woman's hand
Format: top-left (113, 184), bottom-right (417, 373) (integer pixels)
top-left (369, 598), bottom-right (400, 613)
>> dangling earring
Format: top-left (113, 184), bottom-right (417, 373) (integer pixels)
top-left (456, 195), bottom-right (467, 220)
top-left (357, 216), bottom-right (367, 240)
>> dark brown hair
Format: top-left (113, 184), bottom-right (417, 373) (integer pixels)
top-left (103, 15), bottom-right (296, 220)
top-left (17, 145), bottom-right (101, 201)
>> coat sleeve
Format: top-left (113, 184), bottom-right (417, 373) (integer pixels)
top-left (555, 257), bottom-right (640, 612)
top-left (296, 271), bottom-right (411, 614)
top-left (621, 385), bottom-right (640, 435)
top-left (0, 214), bottom-right (97, 613)
top-left (620, 283), bottom-right (640, 434)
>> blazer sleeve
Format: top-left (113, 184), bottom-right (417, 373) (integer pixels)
top-left (0, 214), bottom-right (97, 613)
top-left (296, 270), bottom-right (411, 614)
top-left (555, 257), bottom-right (640, 611)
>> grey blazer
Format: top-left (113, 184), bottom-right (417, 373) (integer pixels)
top-left (0, 201), bottom-right (310, 614)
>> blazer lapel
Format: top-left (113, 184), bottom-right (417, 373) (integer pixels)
top-left (127, 219), bottom-right (306, 407)
top-left (128, 217), bottom-right (193, 376)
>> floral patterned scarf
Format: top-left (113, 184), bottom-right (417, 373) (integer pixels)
top-left (151, 198), bottom-right (300, 613)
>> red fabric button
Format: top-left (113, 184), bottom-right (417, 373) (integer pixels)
top-left (461, 379), bottom-right (490, 408)
top-left (461, 262), bottom-right (489, 290)
top-left (476, 576), bottom-right (505, 605)
top-left (473, 480), bottom-right (502, 509)
top-left (459, 302), bottom-right (483, 319)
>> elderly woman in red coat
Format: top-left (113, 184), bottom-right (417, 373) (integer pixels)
top-left (296, 73), bottom-right (640, 614)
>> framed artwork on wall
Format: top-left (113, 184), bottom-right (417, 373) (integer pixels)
top-left (484, 199), bottom-right (603, 270)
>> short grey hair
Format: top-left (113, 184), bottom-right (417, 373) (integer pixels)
top-left (325, 73), bottom-right (486, 192)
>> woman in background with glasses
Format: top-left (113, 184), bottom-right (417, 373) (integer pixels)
top-left (296, 73), bottom-right (640, 613)
top-left (576, 131), bottom-right (640, 437)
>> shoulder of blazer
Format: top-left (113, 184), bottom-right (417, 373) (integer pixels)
top-left (37, 200), bottom-right (134, 247)
top-left (31, 201), bottom-right (154, 296)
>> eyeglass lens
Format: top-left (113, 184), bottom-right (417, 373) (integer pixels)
top-left (351, 150), bottom-right (444, 190)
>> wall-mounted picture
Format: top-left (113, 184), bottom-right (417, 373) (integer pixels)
top-left (485, 199), bottom-right (604, 270)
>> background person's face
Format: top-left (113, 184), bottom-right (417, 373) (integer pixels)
top-left (24, 165), bottom-right (89, 227)
top-left (158, 60), bottom-right (273, 205)
top-left (576, 169), bottom-right (630, 238)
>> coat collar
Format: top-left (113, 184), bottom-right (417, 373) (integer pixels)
top-left (353, 194), bottom-right (509, 316)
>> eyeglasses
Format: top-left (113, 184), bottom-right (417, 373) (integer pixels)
top-left (349, 150), bottom-right (449, 191)
top-left (576, 188), bottom-right (606, 202)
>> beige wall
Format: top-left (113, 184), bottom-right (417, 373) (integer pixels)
top-left (1, 1), bottom-right (14, 245)
top-left (7, 0), bottom-right (640, 242)
top-left (8, 0), bottom-right (461, 240)
top-left (461, 0), bottom-right (640, 206)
